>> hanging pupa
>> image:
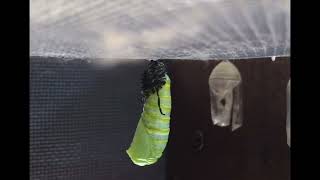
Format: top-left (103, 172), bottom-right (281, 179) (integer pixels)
top-left (287, 79), bottom-right (290, 147)
top-left (126, 60), bottom-right (172, 166)
top-left (208, 60), bottom-right (243, 131)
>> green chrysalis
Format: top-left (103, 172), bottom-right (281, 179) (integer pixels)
top-left (126, 60), bottom-right (171, 166)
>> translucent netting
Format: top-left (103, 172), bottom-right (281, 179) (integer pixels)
top-left (30, 0), bottom-right (290, 60)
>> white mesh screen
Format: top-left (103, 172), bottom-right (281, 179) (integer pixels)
top-left (30, 0), bottom-right (290, 60)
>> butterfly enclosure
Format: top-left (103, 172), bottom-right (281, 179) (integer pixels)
top-left (30, 0), bottom-right (290, 179)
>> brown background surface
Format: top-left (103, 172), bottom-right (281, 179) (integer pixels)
top-left (165, 57), bottom-right (290, 180)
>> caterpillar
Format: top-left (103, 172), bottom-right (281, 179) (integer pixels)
top-left (126, 60), bottom-right (171, 166)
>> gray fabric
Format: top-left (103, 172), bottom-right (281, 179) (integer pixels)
top-left (30, 57), bottom-right (166, 180)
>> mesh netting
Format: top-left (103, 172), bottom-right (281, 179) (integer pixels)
top-left (30, 58), bottom-right (166, 179)
top-left (30, 0), bottom-right (290, 60)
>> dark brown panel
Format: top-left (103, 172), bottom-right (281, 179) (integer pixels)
top-left (165, 57), bottom-right (290, 180)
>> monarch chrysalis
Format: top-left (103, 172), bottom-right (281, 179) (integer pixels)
top-left (208, 60), bottom-right (243, 131)
top-left (126, 60), bottom-right (171, 166)
top-left (287, 79), bottom-right (290, 147)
